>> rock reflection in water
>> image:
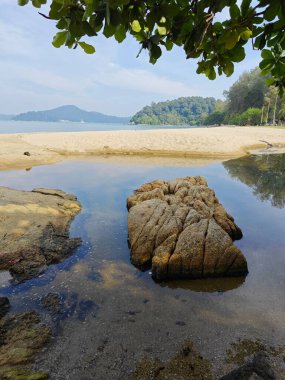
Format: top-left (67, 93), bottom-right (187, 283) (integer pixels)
top-left (158, 276), bottom-right (246, 292)
top-left (224, 153), bottom-right (285, 208)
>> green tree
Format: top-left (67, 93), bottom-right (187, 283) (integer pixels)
top-left (262, 86), bottom-right (283, 125)
top-left (202, 111), bottom-right (225, 125)
top-left (239, 107), bottom-right (262, 125)
top-left (224, 68), bottom-right (267, 114)
top-left (131, 97), bottom-right (216, 125)
top-left (18, 0), bottom-right (285, 93)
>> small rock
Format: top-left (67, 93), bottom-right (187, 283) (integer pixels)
top-left (23, 151), bottom-right (31, 156)
top-left (175, 321), bottom-right (186, 326)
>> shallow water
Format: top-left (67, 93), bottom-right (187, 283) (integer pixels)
top-left (1, 154), bottom-right (285, 379)
top-left (0, 120), bottom-right (199, 134)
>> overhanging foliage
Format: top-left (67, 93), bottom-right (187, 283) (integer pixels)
top-left (18, 0), bottom-right (285, 93)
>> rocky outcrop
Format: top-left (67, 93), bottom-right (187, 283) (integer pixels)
top-left (0, 187), bottom-right (81, 282)
top-left (127, 176), bottom-right (247, 281)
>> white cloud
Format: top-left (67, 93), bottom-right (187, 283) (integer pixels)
top-left (0, 21), bottom-right (35, 57)
top-left (93, 63), bottom-right (192, 97)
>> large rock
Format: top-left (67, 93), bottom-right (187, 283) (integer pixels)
top-left (0, 187), bottom-right (81, 282)
top-left (127, 176), bottom-right (247, 281)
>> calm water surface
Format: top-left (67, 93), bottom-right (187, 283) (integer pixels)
top-left (0, 120), bottom-right (199, 134)
top-left (0, 154), bottom-right (285, 379)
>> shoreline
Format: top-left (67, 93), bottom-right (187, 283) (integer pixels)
top-left (1, 126), bottom-right (285, 170)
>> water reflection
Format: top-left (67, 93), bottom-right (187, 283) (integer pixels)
top-left (159, 276), bottom-right (246, 292)
top-left (1, 157), bottom-right (285, 379)
top-left (224, 154), bottom-right (285, 208)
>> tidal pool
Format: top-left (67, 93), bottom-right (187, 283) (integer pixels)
top-left (1, 154), bottom-right (285, 379)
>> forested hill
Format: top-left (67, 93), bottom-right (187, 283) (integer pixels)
top-left (131, 97), bottom-right (216, 125)
top-left (13, 105), bottom-right (130, 124)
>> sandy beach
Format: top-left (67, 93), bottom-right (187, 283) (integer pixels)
top-left (1, 126), bottom-right (285, 169)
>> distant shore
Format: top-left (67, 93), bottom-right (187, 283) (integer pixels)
top-left (1, 126), bottom-right (285, 170)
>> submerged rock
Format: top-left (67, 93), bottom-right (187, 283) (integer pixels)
top-left (0, 368), bottom-right (49, 380)
top-left (0, 311), bottom-right (51, 366)
top-left (127, 176), bottom-right (247, 281)
top-left (0, 187), bottom-right (81, 282)
top-left (221, 352), bottom-right (276, 380)
top-left (124, 340), bottom-right (213, 380)
top-left (41, 293), bottom-right (62, 316)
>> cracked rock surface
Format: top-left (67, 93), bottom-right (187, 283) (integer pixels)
top-left (0, 187), bottom-right (81, 282)
top-left (127, 176), bottom-right (248, 281)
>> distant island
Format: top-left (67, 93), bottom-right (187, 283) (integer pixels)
top-left (131, 97), bottom-right (216, 125)
top-left (0, 114), bottom-right (15, 121)
top-left (1, 105), bottom-right (130, 124)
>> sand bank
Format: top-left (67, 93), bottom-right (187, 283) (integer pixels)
top-left (1, 127), bottom-right (285, 170)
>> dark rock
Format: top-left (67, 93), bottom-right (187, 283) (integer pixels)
top-left (127, 176), bottom-right (247, 281)
top-left (220, 352), bottom-right (276, 380)
top-left (0, 297), bottom-right (10, 318)
top-left (175, 321), bottom-right (186, 326)
top-left (23, 151), bottom-right (31, 156)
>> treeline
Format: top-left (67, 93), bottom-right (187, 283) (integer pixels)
top-left (203, 68), bottom-right (285, 126)
top-left (131, 68), bottom-right (285, 126)
top-left (130, 97), bottom-right (216, 125)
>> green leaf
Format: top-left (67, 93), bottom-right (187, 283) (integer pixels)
top-left (103, 23), bottom-right (116, 38)
top-left (31, 0), bottom-right (45, 7)
top-left (225, 30), bottom-right (239, 50)
top-left (56, 18), bottom-right (68, 30)
top-left (165, 39), bottom-right (173, 51)
top-left (229, 45), bottom-right (245, 62)
top-left (157, 25), bottom-right (167, 35)
top-left (18, 0), bottom-right (29, 5)
top-left (264, 3), bottom-right (281, 21)
top-left (230, 4), bottom-right (240, 19)
top-left (259, 59), bottom-right (274, 71)
top-left (52, 31), bottom-right (68, 48)
top-left (223, 61), bottom-right (234, 77)
top-left (149, 44), bottom-right (162, 63)
top-left (265, 77), bottom-right (275, 86)
top-left (207, 67), bottom-right (216, 80)
top-left (115, 25), bottom-right (126, 43)
top-left (78, 41), bottom-right (95, 54)
top-left (131, 20), bottom-right (141, 33)
top-left (241, 0), bottom-right (251, 16)
top-left (240, 29), bottom-right (252, 41)
top-left (254, 34), bottom-right (266, 50)
top-left (261, 49), bottom-right (274, 60)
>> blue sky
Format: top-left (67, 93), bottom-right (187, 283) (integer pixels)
top-left (0, 1), bottom-right (261, 116)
